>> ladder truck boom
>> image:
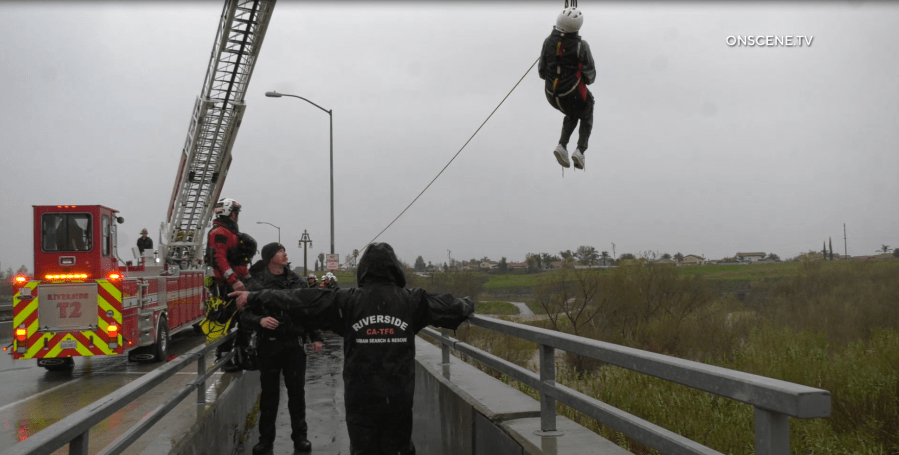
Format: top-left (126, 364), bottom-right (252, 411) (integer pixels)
top-left (162, 0), bottom-right (276, 268)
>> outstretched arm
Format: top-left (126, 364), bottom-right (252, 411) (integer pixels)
top-left (411, 289), bottom-right (475, 333)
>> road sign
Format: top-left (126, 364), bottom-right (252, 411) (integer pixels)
top-left (327, 254), bottom-right (339, 271)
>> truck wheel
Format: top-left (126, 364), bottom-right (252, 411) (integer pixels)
top-left (39, 358), bottom-right (74, 371)
top-left (151, 318), bottom-right (169, 362)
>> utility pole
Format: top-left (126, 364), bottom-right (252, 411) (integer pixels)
top-left (447, 249), bottom-right (452, 269)
top-left (611, 243), bottom-right (616, 259)
top-left (844, 223), bottom-right (848, 259)
top-left (298, 230), bottom-right (313, 277)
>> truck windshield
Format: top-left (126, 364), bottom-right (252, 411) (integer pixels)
top-left (42, 213), bottom-right (92, 252)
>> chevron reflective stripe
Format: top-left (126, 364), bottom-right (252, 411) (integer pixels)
top-left (96, 279), bottom-right (123, 324)
top-left (12, 281), bottom-right (39, 355)
top-left (18, 280), bottom-right (125, 359)
top-left (96, 279), bottom-right (123, 352)
top-left (13, 281), bottom-right (39, 329)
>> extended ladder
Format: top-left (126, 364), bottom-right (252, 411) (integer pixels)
top-left (161, 0), bottom-right (276, 268)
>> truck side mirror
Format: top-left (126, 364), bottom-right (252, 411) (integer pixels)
top-left (116, 217), bottom-right (125, 224)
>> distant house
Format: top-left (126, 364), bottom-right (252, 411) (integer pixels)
top-left (549, 261), bottom-right (564, 270)
top-left (508, 262), bottom-right (528, 270)
top-left (479, 261), bottom-right (498, 270)
top-left (681, 255), bottom-right (705, 266)
top-left (652, 258), bottom-right (676, 266)
top-left (735, 252), bottom-right (766, 263)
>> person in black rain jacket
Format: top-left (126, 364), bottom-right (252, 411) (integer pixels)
top-left (230, 242), bottom-right (474, 455)
top-left (241, 242), bottom-right (323, 455)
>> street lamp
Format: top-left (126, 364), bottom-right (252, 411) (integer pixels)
top-left (298, 230), bottom-right (313, 276)
top-left (266, 90), bottom-right (334, 256)
top-left (256, 221), bottom-right (280, 244)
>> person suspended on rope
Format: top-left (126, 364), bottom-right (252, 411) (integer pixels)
top-left (539, 6), bottom-right (596, 170)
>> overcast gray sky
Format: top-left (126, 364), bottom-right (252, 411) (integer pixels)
top-left (2, 1), bottom-right (897, 272)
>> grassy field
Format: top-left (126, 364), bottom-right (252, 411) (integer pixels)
top-left (482, 271), bottom-right (553, 289)
top-left (451, 260), bottom-right (899, 454)
top-left (475, 301), bottom-right (519, 315)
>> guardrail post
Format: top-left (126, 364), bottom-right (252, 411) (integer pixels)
top-left (440, 328), bottom-right (451, 379)
top-left (197, 353), bottom-right (207, 404)
top-left (440, 328), bottom-right (450, 364)
top-left (754, 407), bottom-right (789, 455)
top-left (70, 430), bottom-right (89, 455)
top-left (539, 343), bottom-right (556, 432)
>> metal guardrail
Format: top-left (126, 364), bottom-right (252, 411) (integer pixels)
top-left (7, 332), bottom-right (237, 455)
top-left (421, 314), bottom-right (831, 455)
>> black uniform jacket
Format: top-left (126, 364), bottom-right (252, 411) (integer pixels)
top-left (247, 243), bottom-right (474, 413)
top-left (241, 263), bottom-right (323, 358)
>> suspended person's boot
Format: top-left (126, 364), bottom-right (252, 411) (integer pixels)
top-left (571, 149), bottom-right (585, 170)
top-left (553, 144), bottom-right (571, 168)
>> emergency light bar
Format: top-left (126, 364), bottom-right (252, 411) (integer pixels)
top-left (45, 273), bottom-right (89, 281)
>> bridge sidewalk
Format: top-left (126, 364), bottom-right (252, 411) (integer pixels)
top-left (236, 335), bottom-right (349, 455)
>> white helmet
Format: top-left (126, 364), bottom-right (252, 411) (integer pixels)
top-left (214, 198), bottom-right (242, 217)
top-left (556, 7), bottom-right (583, 33)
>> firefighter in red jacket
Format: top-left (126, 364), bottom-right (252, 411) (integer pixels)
top-left (207, 197), bottom-right (256, 372)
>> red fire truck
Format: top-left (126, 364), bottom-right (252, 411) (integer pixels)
top-left (9, 0), bottom-right (277, 371)
top-left (11, 205), bottom-right (205, 370)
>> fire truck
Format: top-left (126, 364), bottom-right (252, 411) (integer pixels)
top-left (10, 0), bottom-right (277, 371)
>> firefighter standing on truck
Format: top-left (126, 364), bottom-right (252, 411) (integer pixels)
top-left (137, 228), bottom-right (153, 254)
top-left (207, 197), bottom-right (256, 372)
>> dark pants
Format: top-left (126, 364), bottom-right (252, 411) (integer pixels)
top-left (548, 89), bottom-right (595, 153)
top-left (258, 344), bottom-right (308, 445)
top-left (346, 410), bottom-right (414, 455)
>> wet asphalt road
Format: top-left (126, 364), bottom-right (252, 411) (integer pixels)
top-left (0, 331), bottom-right (215, 454)
top-left (238, 334), bottom-right (350, 455)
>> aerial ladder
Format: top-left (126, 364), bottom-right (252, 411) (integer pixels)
top-left (162, 0), bottom-right (277, 269)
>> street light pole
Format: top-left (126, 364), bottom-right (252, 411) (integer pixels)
top-left (266, 90), bottom-right (334, 255)
top-left (255, 221), bottom-right (280, 244)
top-left (299, 230), bottom-right (313, 276)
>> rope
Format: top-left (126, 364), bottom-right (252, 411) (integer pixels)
top-left (362, 57), bottom-right (540, 251)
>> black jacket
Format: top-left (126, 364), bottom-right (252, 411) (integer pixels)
top-left (247, 242), bottom-right (474, 413)
top-left (136, 236), bottom-right (153, 254)
top-left (538, 28), bottom-right (596, 98)
top-left (241, 263), bottom-right (323, 357)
